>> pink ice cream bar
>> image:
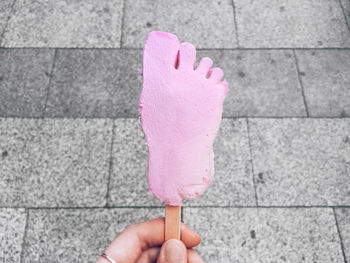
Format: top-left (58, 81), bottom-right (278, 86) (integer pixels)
top-left (139, 31), bottom-right (228, 205)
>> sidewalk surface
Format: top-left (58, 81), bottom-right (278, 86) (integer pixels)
top-left (0, 0), bottom-right (350, 262)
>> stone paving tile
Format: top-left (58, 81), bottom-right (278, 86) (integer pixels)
top-left (295, 50), bottom-right (350, 117)
top-left (335, 208), bottom-right (350, 262)
top-left (22, 208), bottom-right (163, 263)
top-left (235, 0), bottom-right (350, 48)
top-left (45, 49), bottom-right (142, 118)
top-left (122, 0), bottom-right (237, 48)
top-left (184, 119), bottom-right (255, 206)
top-left (0, 118), bottom-right (112, 207)
top-left (197, 50), bottom-right (306, 117)
top-left (2, 0), bottom-right (123, 48)
top-left (184, 207), bottom-right (343, 262)
top-left (0, 48), bottom-right (54, 117)
top-left (0, 208), bottom-right (27, 263)
top-left (249, 118), bottom-right (350, 206)
top-left (0, 0), bottom-right (14, 38)
top-left (109, 119), bottom-right (255, 207)
top-left (108, 119), bottom-right (162, 206)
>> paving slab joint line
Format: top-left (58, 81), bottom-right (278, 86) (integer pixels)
top-left (338, 0), bottom-right (350, 35)
top-left (19, 209), bottom-right (29, 263)
top-left (42, 49), bottom-right (58, 117)
top-left (2, 205), bottom-right (350, 209)
top-left (293, 49), bottom-right (309, 117)
top-left (23, 206), bottom-right (165, 210)
top-left (119, 0), bottom-right (127, 48)
top-left (2, 116), bottom-right (350, 120)
top-left (333, 208), bottom-right (348, 263)
top-left (0, 0), bottom-right (17, 46)
top-left (105, 120), bottom-right (116, 208)
top-left (2, 116), bottom-right (350, 122)
top-left (231, 0), bottom-right (240, 47)
top-left (245, 118), bottom-right (259, 206)
top-left (2, 47), bottom-right (350, 51)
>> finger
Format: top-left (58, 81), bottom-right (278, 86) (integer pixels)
top-left (136, 218), bottom-right (201, 249)
top-left (104, 218), bottom-right (200, 263)
top-left (104, 224), bottom-right (143, 263)
top-left (180, 223), bottom-right (201, 248)
top-left (187, 248), bottom-right (204, 263)
top-left (157, 239), bottom-right (187, 263)
top-left (137, 247), bottom-right (160, 263)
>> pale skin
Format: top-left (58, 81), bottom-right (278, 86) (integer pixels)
top-left (96, 218), bottom-right (204, 263)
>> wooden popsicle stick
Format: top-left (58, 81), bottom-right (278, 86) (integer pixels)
top-left (165, 205), bottom-right (181, 241)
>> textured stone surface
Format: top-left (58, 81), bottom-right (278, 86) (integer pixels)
top-left (22, 208), bottom-right (163, 263)
top-left (2, 0), bottom-right (123, 47)
top-left (340, 0), bottom-right (350, 29)
top-left (0, 118), bottom-right (112, 207)
top-left (184, 207), bottom-right (343, 262)
top-left (249, 119), bottom-right (350, 206)
top-left (1, 0), bottom-right (350, 260)
top-left (184, 119), bottom-right (255, 206)
top-left (45, 49), bottom-right (142, 118)
top-left (336, 208), bottom-right (350, 262)
top-left (197, 50), bottom-right (306, 117)
top-left (122, 0), bottom-right (237, 48)
top-left (0, 208), bottom-right (27, 263)
top-left (0, 48), bottom-right (54, 117)
top-left (296, 50), bottom-right (350, 117)
top-left (235, 0), bottom-right (350, 47)
top-left (0, 0), bottom-right (14, 38)
top-left (108, 119), bottom-right (162, 206)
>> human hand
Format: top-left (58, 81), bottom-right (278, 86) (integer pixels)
top-left (96, 217), bottom-right (204, 263)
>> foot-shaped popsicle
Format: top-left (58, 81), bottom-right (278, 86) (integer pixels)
top-left (139, 31), bottom-right (228, 205)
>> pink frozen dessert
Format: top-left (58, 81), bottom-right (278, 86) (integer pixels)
top-left (139, 31), bottom-right (228, 205)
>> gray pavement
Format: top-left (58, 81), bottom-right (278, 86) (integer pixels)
top-left (0, 0), bottom-right (350, 262)
top-left (185, 208), bottom-right (344, 262)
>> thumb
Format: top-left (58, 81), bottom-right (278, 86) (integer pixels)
top-left (157, 239), bottom-right (187, 263)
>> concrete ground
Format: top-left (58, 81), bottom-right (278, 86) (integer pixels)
top-left (0, 0), bottom-right (350, 262)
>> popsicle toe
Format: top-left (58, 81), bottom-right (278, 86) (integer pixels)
top-left (178, 42), bottom-right (196, 70)
top-left (143, 31), bottom-right (180, 74)
top-left (196, 57), bottom-right (213, 77)
top-left (140, 31), bottom-right (228, 205)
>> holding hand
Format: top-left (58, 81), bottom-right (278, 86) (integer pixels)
top-left (96, 217), bottom-right (204, 263)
